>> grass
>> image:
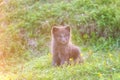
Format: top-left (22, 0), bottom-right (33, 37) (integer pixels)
top-left (0, 0), bottom-right (120, 80)
top-left (0, 50), bottom-right (120, 80)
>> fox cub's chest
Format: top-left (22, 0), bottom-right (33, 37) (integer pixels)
top-left (57, 46), bottom-right (70, 55)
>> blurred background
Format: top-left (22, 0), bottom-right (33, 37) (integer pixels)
top-left (0, 0), bottom-right (120, 58)
top-left (0, 0), bottom-right (120, 79)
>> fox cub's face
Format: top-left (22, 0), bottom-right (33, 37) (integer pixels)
top-left (52, 26), bottom-right (70, 45)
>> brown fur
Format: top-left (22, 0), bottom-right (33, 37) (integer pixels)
top-left (51, 25), bottom-right (83, 66)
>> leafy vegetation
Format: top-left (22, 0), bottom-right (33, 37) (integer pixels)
top-left (0, 51), bottom-right (120, 80)
top-left (0, 0), bottom-right (120, 80)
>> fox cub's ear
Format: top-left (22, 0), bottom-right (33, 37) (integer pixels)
top-left (65, 25), bottom-right (70, 32)
top-left (52, 27), bottom-right (58, 33)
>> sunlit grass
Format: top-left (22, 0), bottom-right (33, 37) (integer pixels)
top-left (0, 50), bottom-right (119, 80)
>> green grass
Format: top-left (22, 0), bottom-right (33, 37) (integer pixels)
top-left (0, 0), bottom-right (120, 80)
top-left (0, 50), bottom-right (120, 80)
top-left (1, 0), bottom-right (119, 57)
